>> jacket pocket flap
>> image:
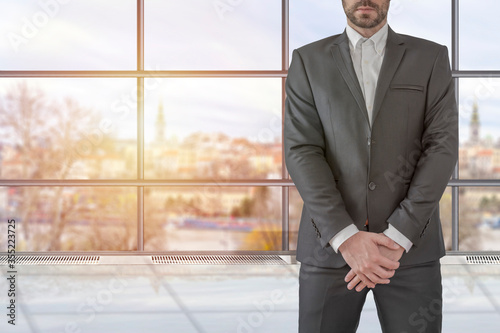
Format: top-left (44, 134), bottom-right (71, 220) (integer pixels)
top-left (390, 84), bottom-right (424, 92)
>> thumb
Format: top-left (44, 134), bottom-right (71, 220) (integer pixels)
top-left (375, 234), bottom-right (400, 249)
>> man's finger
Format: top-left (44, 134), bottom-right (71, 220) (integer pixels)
top-left (345, 269), bottom-right (356, 283)
top-left (357, 260), bottom-right (394, 285)
top-left (356, 273), bottom-right (375, 289)
top-left (376, 254), bottom-right (400, 271)
top-left (374, 233), bottom-right (401, 250)
top-left (364, 268), bottom-right (394, 286)
top-left (347, 275), bottom-right (361, 290)
top-left (355, 281), bottom-right (367, 292)
top-left (371, 265), bottom-right (396, 280)
top-left (365, 272), bottom-right (390, 285)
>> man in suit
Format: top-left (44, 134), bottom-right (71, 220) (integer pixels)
top-left (284, 0), bottom-right (458, 331)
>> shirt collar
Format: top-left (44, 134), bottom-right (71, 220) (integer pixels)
top-left (345, 23), bottom-right (388, 55)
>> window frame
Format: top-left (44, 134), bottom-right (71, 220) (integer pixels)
top-left (1, 0), bottom-right (500, 254)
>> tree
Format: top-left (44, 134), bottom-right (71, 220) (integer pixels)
top-left (0, 82), bottom-right (134, 251)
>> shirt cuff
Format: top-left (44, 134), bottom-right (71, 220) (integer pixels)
top-left (383, 224), bottom-right (413, 253)
top-left (329, 224), bottom-right (359, 253)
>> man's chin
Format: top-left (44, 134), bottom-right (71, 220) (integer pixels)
top-left (353, 22), bottom-right (377, 29)
top-left (352, 16), bottom-right (383, 29)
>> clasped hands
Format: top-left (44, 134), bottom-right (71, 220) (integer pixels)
top-left (338, 231), bottom-right (405, 292)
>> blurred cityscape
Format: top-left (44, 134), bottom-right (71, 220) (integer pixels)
top-left (459, 101), bottom-right (500, 178)
top-left (457, 100), bottom-right (500, 250)
top-left (0, 83), bottom-right (282, 252)
top-left (0, 83), bottom-right (498, 252)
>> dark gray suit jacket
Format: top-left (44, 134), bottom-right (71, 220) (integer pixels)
top-left (285, 26), bottom-right (458, 268)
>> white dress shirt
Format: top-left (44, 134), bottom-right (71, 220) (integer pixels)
top-left (329, 23), bottom-right (413, 253)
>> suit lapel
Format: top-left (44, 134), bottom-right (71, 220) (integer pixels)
top-left (372, 27), bottom-right (406, 124)
top-left (330, 32), bottom-right (370, 126)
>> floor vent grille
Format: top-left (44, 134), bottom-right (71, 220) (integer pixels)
top-left (466, 255), bottom-right (500, 264)
top-left (0, 255), bottom-right (100, 265)
top-left (152, 254), bottom-right (286, 265)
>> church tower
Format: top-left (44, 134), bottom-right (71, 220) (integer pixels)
top-left (469, 100), bottom-right (480, 145)
top-left (156, 101), bottom-right (166, 143)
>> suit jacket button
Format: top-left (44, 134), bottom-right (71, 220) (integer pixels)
top-left (368, 182), bottom-right (376, 190)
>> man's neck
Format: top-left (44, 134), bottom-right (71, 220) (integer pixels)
top-left (347, 19), bottom-right (387, 38)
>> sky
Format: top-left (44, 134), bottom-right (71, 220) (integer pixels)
top-left (0, 0), bottom-right (499, 144)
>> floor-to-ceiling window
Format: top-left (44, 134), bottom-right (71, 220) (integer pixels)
top-left (0, 0), bottom-right (498, 253)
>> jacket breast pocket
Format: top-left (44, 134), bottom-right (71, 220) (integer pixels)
top-left (388, 84), bottom-right (426, 126)
top-left (377, 84), bottom-right (426, 154)
top-left (390, 84), bottom-right (424, 93)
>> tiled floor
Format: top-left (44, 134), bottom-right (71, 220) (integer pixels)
top-left (1, 256), bottom-right (500, 332)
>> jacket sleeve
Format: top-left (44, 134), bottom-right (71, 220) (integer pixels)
top-left (386, 45), bottom-right (458, 246)
top-left (284, 49), bottom-right (355, 249)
